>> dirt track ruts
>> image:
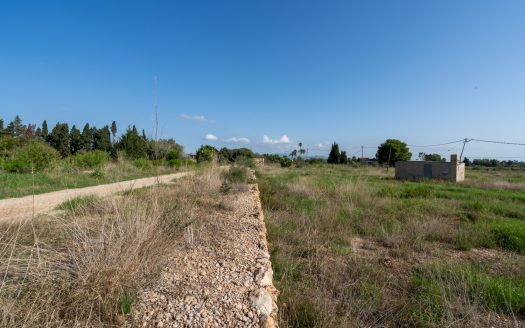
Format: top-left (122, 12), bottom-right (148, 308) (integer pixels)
top-left (0, 172), bottom-right (189, 222)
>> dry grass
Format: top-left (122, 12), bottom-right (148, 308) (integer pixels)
top-left (0, 165), bottom-right (222, 327)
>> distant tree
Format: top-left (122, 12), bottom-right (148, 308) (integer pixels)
top-left (141, 129), bottom-right (147, 141)
top-left (81, 123), bottom-right (92, 151)
top-left (116, 125), bottom-right (148, 159)
top-left (70, 125), bottom-right (82, 154)
top-left (23, 124), bottom-right (36, 140)
top-left (49, 122), bottom-right (71, 157)
top-left (0, 119), bottom-right (4, 136)
top-left (196, 145), bottom-right (218, 163)
top-left (463, 157), bottom-right (471, 166)
top-left (35, 127), bottom-right (42, 139)
top-left (6, 115), bottom-right (26, 137)
top-left (339, 151), bottom-right (348, 164)
top-left (41, 120), bottom-right (49, 142)
top-left (147, 138), bottom-right (184, 160)
top-left (376, 139), bottom-right (411, 165)
top-left (290, 149), bottom-right (298, 160)
top-left (419, 152), bottom-right (445, 161)
top-left (327, 142), bottom-right (341, 164)
top-left (93, 126), bottom-right (111, 152)
top-left (111, 121), bottom-right (117, 144)
top-left (280, 157), bottom-right (292, 167)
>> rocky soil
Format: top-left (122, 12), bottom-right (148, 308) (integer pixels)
top-left (131, 182), bottom-right (278, 328)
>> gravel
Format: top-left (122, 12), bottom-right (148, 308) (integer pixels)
top-left (132, 182), bottom-right (278, 328)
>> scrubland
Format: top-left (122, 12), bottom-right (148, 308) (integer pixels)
top-left (258, 165), bottom-right (525, 327)
top-left (0, 165), bottom-right (221, 327)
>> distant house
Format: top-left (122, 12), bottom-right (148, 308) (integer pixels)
top-left (358, 157), bottom-right (378, 165)
top-left (395, 154), bottom-right (465, 182)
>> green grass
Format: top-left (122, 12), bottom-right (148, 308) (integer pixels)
top-left (56, 195), bottom-right (100, 212)
top-left (412, 263), bottom-right (525, 322)
top-left (258, 164), bottom-right (525, 327)
top-left (0, 161), bottom-right (182, 199)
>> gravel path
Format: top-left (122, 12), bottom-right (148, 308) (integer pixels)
top-left (132, 183), bottom-right (278, 328)
top-left (0, 172), bottom-right (189, 222)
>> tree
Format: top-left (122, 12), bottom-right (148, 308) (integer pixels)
top-left (418, 152), bottom-right (444, 161)
top-left (49, 123), bottom-right (71, 157)
top-left (0, 119), bottom-right (4, 136)
top-left (376, 139), bottom-right (411, 165)
top-left (290, 149), bottom-right (298, 160)
top-left (463, 157), bottom-right (471, 166)
top-left (93, 126), bottom-right (111, 152)
top-left (41, 120), bottom-right (49, 142)
top-left (195, 145), bottom-right (218, 163)
top-left (339, 151), bottom-right (348, 164)
top-left (81, 123), bottom-right (92, 151)
top-left (116, 125), bottom-right (148, 159)
top-left (111, 121), bottom-right (117, 144)
top-left (6, 115), bottom-right (26, 137)
top-left (327, 142), bottom-right (341, 164)
top-left (70, 125), bottom-right (82, 154)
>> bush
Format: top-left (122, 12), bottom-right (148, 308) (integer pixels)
top-left (225, 166), bottom-right (248, 184)
top-left (165, 149), bottom-right (183, 161)
top-left (71, 151), bottom-right (109, 169)
top-left (133, 159), bottom-right (153, 170)
top-left (196, 145), bottom-right (218, 163)
top-left (280, 157), bottom-right (292, 168)
top-left (2, 141), bottom-right (59, 173)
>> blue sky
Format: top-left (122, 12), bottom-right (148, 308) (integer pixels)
top-left (1, 0), bottom-right (524, 159)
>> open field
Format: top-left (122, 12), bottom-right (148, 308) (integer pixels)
top-left (0, 161), bottom-right (185, 200)
top-left (258, 165), bottom-right (525, 327)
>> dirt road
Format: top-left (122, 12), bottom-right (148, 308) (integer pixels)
top-left (0, 172), bottom-right (190, 221)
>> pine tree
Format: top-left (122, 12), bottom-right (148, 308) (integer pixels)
top-left (41, 120), bottom-right (49, 142)
top-left (6, 115), bottom-right (26, 137)
top-left (81, 123), bottom-right (92, 151)
top-left (93, 126), bottom-right (111, 152)
top-left (0, 119), bottom-right (4, 136)
top-left (111, 121), bottom-right (117, 144)
top-left (49, 123), bottom-right (71, 157)
top-left (70, 125), bottom-right (82, 154)
top-left (327, 142), bottom-right (341, 164)
top-left (116, 125), bottom-right (148, 159)
top-left (339, 151), bottom-right (348, 164)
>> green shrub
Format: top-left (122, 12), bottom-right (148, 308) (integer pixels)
top-left (71, 151), bottom-right (109, 169)
top-left (280, 157), bottom-right (292, 168)
top-left (165, 149), bottom-right (183, 161)
top-left (196, 145), bottom-right (218, 163)
top-left (224, 166), bottom-right (248, 184)
top-left (133, 158), bottom-right (153, 170)
top-left (3, 141), bottom-right (59, 173)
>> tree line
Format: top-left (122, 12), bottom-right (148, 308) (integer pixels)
top-left (0, 115), bottom-right (183, 162)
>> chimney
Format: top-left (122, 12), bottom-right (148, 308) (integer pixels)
top-left (450, 154), bottom-right (459, 163)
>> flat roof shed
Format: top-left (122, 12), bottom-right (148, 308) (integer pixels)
top-left (395, 155), bottom-right (465, 182)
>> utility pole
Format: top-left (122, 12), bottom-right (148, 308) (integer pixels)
top-left (386, 146), bottom-right (392, 174)
top-left (361, 145), bottom-right (364, 159)
top-left (459, 138), bottom-right (469, 162)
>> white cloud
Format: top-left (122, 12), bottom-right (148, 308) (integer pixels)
top-left (204, 134), bottom-right (218, 141)
top-left (225, 137), bottom-right (251, 144)
top-left (180, 114), bottom-right (212, 122)
top-left (262, 134), bottom-right (290, 144)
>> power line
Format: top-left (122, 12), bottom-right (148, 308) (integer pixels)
top-left (470, 138), bottom-right (525, 146)
top-left (407, 139), bottom-right (465, 148)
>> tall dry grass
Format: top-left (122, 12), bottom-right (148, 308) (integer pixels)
top-left (0, 166), bottom-right (222, 327)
